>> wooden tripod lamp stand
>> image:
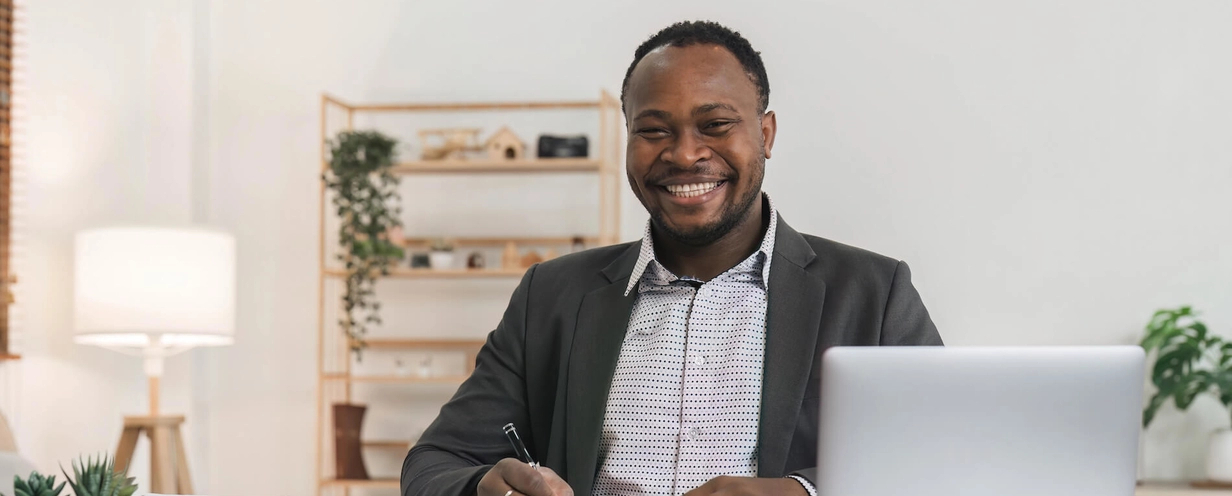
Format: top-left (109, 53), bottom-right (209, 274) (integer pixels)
top-left (73, 227), bottom-right (237, 495)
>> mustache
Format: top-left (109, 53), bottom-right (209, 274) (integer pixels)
top-left (645, 166), bottom-right (733, 185)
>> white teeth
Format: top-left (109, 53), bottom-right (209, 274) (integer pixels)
top-left (665, 182), bottom-right (720, 198)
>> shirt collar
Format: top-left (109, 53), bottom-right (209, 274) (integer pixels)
top-left (624, 193), bottom-right (778, 296)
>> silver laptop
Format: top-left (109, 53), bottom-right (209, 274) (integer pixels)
top-left (818, 346), bottom-right (1144, 496)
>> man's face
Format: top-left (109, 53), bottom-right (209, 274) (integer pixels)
top-left (624, 43), bottom-right (776, 247)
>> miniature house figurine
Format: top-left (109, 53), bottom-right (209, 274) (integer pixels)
top-left (486, 126), bottom-right (525, 161)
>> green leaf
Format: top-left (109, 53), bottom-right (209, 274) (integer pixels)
top-left (1221, 343), bottom-right (1232, 366)
top-left (1153, 345), bottom-right (1202, 387)
top-left (1175, 370), bottom-right (1215, 409)
top-left (1191, 322), bottom-right (1209, 342)
top-left (1144, 391), bottom-right (1170, 428)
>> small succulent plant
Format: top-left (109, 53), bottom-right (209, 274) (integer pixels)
top-left (12, 471), bottom-right (65, 496)
top-left (61, 454), bottom-right (137, 496)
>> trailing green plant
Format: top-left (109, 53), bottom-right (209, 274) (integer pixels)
top-left (60, 454), bottom-right (136, 496)
top-left (11, 471), bottom-right (65, 496)
top-left (1140, 306), bottom-right (1232, 428)
top-left (323, 130), bottom-right (404, 354)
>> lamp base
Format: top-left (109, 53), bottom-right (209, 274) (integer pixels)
top-left (114, 415), bottom-right (193, 494)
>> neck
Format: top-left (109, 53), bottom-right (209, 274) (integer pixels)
top-left (653, 195), bottom-right (768, 282)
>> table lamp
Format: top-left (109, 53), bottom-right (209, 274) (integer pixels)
top-left (73, 226), bottom-right (236, 494)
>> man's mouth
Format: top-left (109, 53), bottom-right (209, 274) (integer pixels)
top-left (662, 181), bottom-right (726, 198)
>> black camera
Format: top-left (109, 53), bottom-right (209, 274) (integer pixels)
top-left (537, 135), bottom-right (589, 158)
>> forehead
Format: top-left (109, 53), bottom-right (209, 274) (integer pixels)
top-left (625, 44), bottom-right (760, 115)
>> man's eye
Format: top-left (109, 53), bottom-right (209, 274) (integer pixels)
top-left (637, 128), bottom-right (668, 137)
top-left (705, 121), bottom-right (735, 130)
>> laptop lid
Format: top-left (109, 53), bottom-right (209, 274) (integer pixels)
top-left (818, 346), bottom-right (1144, 496)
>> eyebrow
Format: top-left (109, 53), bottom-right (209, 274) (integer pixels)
top-left (693, 103), bottom-right (738, 116)
top-left (633, 109), bottom-right (671, 121)
top-left (633, 103), bottom-right (739, 121)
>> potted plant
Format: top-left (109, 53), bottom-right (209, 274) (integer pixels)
top-left (428, 238), bottom-right (455, 270)
top-left (1140, 306), bottom-right (1232, 482)
top-left (5, 454), bottom-right (137, 496)
top-left (11, 472), bottom-right (64, 496)
top-left (323, 130), bottom-right (404, 354)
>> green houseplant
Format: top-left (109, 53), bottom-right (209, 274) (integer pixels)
top-left (428, 238), bottom-right (455, 270)
top-left (4, 454), bottom-right (136, 496)
top-left (62, 454), bottom-right (137, 496)
top-left (323, 130), bottom-right (404, 354)
top-left (12, 472), bottom-right (65, 496)
top-left (1140, 305), bottom-right (1232, 481)
top-left (1140, 306), bottom-right (1232, 427)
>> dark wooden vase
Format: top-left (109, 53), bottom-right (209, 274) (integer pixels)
top-left (333, 403), bottom-right (370, 480)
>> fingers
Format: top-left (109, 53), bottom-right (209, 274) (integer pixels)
top-left (478, 474), bottom-right (527, 496)
top-left (538, 467), bottom-right (574, 496)
top-left (485, 458), bottom-right (554, 496)
top-left (682, 477), bottom-right (717, 496)
top-left (683, 476), bottom-right (733, 496)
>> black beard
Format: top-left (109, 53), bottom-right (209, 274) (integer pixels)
top-left (648, 157), bottom-right (765, 247)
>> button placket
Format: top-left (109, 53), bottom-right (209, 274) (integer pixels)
top-left (679, 284), bottom-right (707, 493)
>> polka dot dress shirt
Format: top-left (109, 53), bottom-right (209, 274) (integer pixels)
top-left (593, 197), bottom-right (814, 496)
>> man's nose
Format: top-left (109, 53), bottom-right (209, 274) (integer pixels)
top-left (661, 131), bottom-right (712, 167)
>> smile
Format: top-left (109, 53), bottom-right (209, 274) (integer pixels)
top-left (663, 181), bottom-right (725, 198)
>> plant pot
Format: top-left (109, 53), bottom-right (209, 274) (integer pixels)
top-left (429, 251), bottom-right (455, 270)
top-left (1208, 429), bottom-right (1232, 482)
top-left (333, 403), bottom-right (370, 480)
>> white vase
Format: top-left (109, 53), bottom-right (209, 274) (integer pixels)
top-left (1207, 429), bottom-right (1232, 482)
top-left (428, 252), bottom-right (455, 270)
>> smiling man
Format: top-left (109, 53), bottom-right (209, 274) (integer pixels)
top-left (402, 21), bottom-right (942, 496)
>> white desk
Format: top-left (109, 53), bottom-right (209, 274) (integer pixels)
top-left (1138, 484), bottom-right (1232, 495)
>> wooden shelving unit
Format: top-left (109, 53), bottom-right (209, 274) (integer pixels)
top-left (323, 267), bottom-right (528, 279)
top-left (323, 374), bottom-right (470, 385)
top-left (362, 440), bottom-right (415, 450)
top-left (0, 0), bottom-right (15, 356)
top-left (392, 158), bottom-right (600, 174)
top-left (321, 479), bottom-right (400, 490)
top-left (316, 92), bottom-right (622, 494)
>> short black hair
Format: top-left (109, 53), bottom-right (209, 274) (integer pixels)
top-left (621, 20), bottom-right (770, 115)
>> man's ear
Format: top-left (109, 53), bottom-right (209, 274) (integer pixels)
top-left (761, 110), bottom-right (777, 159)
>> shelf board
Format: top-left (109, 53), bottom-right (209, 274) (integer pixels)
top-left (362, 338), bottom-right (485, 350)
top-left (363, 439), bottom-right (414, 450)
top-left (322, 373), bottom-right (468, 384)
top-left (392, 158), bottom-right (600, 174)
top-left (321, 479), bottom-right (399, 489)
top-left (346, 100), bottom-right (601, 112)
top-left (324, 268), bottom-right (526, 279)
top-left (398, 236), bottom-right (599, 248)
top-left (0, 354), bottom-right (20, 361)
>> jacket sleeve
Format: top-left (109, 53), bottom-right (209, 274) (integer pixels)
top-left (401, 265), bottom-right (538, 496)
top-left (879, 260), bottom-right (943, 346)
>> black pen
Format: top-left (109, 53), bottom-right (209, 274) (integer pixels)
top-left (503, 422), bottom-right (540, 471)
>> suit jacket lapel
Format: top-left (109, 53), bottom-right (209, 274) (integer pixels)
top-left (565, 243), bottom-right (640, 494)
top-left (758, 216), bottom-right (826, 477)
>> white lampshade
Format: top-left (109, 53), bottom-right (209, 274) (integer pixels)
top-left (74, 227), bottom-right (236, 349)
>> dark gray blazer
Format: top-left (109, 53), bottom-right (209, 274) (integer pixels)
top-left (401, 216), bottom-right (942, 496)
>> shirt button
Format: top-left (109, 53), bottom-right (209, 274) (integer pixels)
top-left (690, 354), bottom-right (706, 366)
top-left (685, 427), bottom-right (699, 441)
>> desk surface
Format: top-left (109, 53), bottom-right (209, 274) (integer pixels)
top-left (1139, 484), bottom-right (1232, 495)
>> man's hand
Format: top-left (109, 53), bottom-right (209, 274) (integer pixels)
top-left (682, 476), bottom-right (806, 496)
top-left (476, 458), bottom-right (573, 496)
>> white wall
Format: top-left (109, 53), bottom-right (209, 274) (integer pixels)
top-left (17, 0), bottom-right (1232, 493)
top-left (18, 0), bottom-right (203, 490)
